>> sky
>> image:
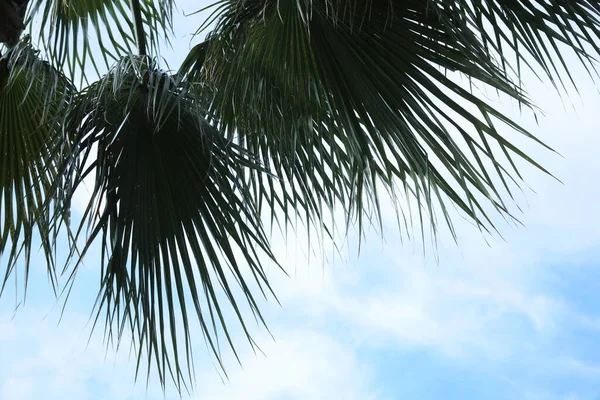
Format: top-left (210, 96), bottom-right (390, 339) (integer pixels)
top-left (3, 3), bottom-right (600, 400)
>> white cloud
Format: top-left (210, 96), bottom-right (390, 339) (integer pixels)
top-left (194, 329), bottom-right (383, 400)
top-left (1, 378), bottom-right (34, 400)
top-left (0, 303), bottom-right (384, 400)
top-left (0, 319), bottom-right (17, 341)
top-left (0, 308), bottom-right (167, 400)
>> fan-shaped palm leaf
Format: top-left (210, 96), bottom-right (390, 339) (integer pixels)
top-left (61, 55), bottom-right (278, 390)
top-left (0, 38), bottom-right (73, 297)
top-left (181, 0), bottom-right (552, 242)
top-left (173, 0), bottom-right (600, 305)
top-left (27, 0), bottom-right (175, 80)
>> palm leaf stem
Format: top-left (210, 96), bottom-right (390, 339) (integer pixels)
top-left (129, 0), bottom-right (148, 57)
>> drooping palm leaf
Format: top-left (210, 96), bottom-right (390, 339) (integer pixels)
top-left (27, 0), bottom-right (175, 80)
top-left (178, 40), bottom-right (208, 82)
top-left (61, 55), bottom-right (279, 390)
top-left (0, 38), bottom-right (73, 297)
top-left (182, 0), bottom-right (552, 244)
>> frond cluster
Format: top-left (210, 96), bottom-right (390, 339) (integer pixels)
top-left (1, 0), bottom-right (599, 392)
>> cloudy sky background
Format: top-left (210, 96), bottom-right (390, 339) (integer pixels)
top-left (3, 2), bottom-right (600, 399)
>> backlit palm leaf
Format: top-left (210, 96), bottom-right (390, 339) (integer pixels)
top-left (61, 56), bottom-right (278, 390)
top-left (185, 0), bottom-right (550, 242)
top-left (0, 38), bottom-right (73, 297)
top-left (27, 0), bottom-right (175, 79)
top-left (465, 0), bottom-right (600, 87)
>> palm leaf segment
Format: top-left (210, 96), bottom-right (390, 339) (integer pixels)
top-left (465, 0), bottom-right (600, 86)
top-left (0, 39), bottom-right (73, 296)
top-left (62, 56), bottom-right (278, 389)
top-left (190, 0), bottom-right (597, 239)
top-left (27, 0), bottom-right (174, 78)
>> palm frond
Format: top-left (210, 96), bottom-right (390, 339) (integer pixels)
top-left (27, 0), bottom-right (175, 81)
top-left (178, 40), bottom-right (208, 82)
top-left (0, 37), bottom-right (74, 297)
top-left (61, 55), bottom-right (279, 390)
top-left (462, 0), bottom-right (600, 88)
top-left (183, 0), bottom-right (551, 242)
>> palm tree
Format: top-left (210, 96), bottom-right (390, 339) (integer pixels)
top-left (1, 0), bottom-right (599, 392)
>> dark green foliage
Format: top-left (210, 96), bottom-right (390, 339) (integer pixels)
top-left (61, 57), bottom-right (278, 390)
top-left (0, 39), bottom-right (73, 295)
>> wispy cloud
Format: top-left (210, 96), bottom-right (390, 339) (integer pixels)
top-left (193, 329), bottom-right (385, 400)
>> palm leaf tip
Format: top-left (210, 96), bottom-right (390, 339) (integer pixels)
top-left (63, 57), bottom-right (278, 389)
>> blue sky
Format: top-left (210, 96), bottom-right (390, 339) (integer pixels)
top-left (3, 3), bottom-right (600, 400)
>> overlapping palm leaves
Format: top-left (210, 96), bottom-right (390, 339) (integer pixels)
top-left (189, 0), bottom-right (562, 241)
top-left (0, 39), bottom-right (73, 296)
top-left (2, 0), bottom-right (600, 393)
top-left (27, 0), bottom-right (174, 79)
top-left (61, 56), bottom-right (278, 389)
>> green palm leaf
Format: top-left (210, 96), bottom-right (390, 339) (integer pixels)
top-left (27, 0), bottom-right (175, 80)
top-left (0, 38), bottom-right (73, 297)
top-left (464, 0), bottom-right (600, 87)
top-left (61, 55), bottom-right (279, 390)
top-left (183, 0), bottom-right (548, 241)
